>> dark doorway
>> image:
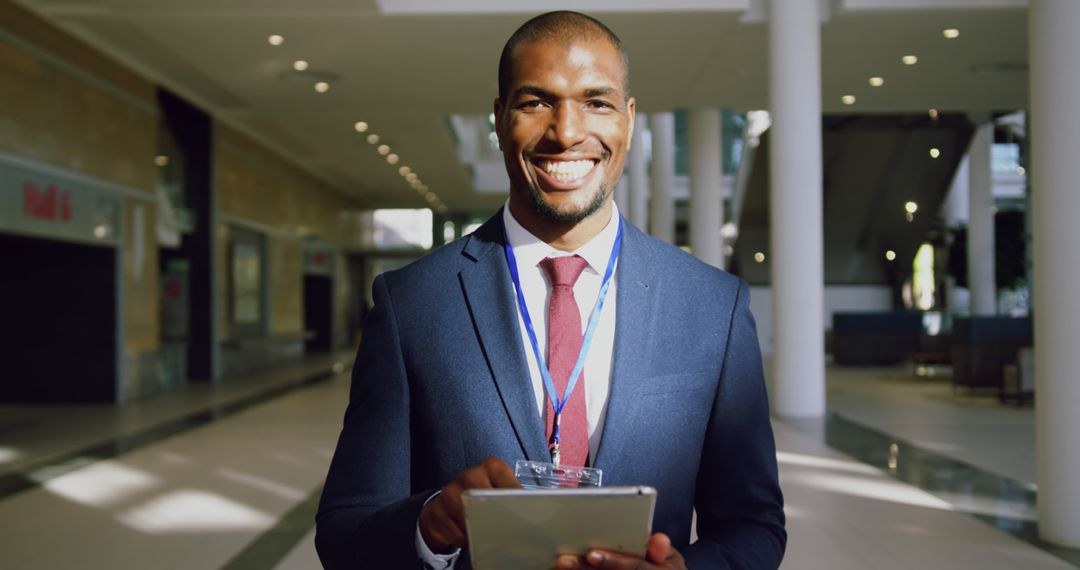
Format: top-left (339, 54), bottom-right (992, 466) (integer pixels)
top-left (303, 275), bottom-right (332, 352)
top-left (0, 233), bottom-right (117, 403)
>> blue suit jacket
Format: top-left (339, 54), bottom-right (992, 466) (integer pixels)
top-left (316, 212), bottom-right (785, 569)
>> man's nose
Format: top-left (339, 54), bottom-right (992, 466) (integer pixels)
top-left (547, 102), bottom-right (587, 149)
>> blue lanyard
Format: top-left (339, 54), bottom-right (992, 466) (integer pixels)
top-left (503, 218), bottom-right (623, 456)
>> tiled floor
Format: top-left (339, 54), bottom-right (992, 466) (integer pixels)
top-left (0, 358), bottom-right (1074, 569)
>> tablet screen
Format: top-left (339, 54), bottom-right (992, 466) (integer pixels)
top-left (463, 486), bottom-right (656, 570)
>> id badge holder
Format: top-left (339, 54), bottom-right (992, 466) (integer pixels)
top-left (514, 459), bottom-right (603, 489)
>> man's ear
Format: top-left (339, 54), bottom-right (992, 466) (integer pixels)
top-left (626, 96), bottom-right (637, 150)
top-left (492, 97), bottom-right (504, 150)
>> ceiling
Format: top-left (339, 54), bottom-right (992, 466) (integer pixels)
top-left (14, 0), bottom-right (1029, 212)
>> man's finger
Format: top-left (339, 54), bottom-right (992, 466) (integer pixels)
top-left (645, 533), bottom-right (672, 564)
top-left (584, 549), bottom-right (658, 569)
top-left (483, 457), bottom-right (522, 488)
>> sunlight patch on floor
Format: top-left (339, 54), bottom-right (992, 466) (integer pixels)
top-left (117, 489), bottom-right (275, 534)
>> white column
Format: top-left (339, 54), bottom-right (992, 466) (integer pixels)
top-left (767, 0), bottom-right (825, 418)
top-left (945, 155), bottom-right (971, 313)
top-left (968, 119), bottom-right (997, 315)
top-left (614, 178), bottom-right (629, 214)
top-left (1031, 0), bottom-right (1080, 548)
top-left (649, 112), bottom-right (676, 244)
top-left (688, 108), bottom-right (725, 269)
top-left (945, 155), bottom-right (970, 226)
top-left (628, 113), bottom-right (649, 231)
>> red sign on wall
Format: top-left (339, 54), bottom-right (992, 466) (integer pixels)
top-left (22, 181), bottom-right (73, 223)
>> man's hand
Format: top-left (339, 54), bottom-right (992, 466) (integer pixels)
top-left (418, 457), bottom-right (521, 554)
top-left (553, 533), bottom-right (687, 570)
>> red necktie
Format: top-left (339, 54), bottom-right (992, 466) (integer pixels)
top-left (539, 255), bottom-right (590, 468)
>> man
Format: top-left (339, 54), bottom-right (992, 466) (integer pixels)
top-left (316, 11), bottom-right (785, 569)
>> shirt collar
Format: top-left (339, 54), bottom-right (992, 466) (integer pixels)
top-left (502, 200), bottom-right (621, 275)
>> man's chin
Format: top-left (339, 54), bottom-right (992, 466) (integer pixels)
top-left (527, 184), bottom-right (608, 224)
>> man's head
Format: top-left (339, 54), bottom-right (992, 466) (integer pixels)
top-left (497, 12), bottom-right (630, 105)
top-left (494, 11), bottom-right (635, 229)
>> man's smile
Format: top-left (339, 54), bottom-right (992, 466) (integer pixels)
top-left (529, 157), bottom-right (601, 189)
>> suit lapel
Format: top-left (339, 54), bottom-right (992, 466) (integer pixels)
top-left (459, 213), bottom-right (549, 462)
top-left (593, 221), bottom-right (659, 471)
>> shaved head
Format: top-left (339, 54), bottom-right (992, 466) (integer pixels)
top-left (498, 10), bottom-right (630, 103)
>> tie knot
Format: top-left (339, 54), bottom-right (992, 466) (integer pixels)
top-left (540, 255), bottom-right (589, 288)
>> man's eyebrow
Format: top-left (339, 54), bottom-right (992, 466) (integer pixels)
top-left (583, 86), bottom-right (618, 98)
top-left (510, 85), bottom-right (622, 100)
top-left (511, 85), bottom-right (554, 100)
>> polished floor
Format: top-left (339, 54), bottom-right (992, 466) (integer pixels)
top-left (0, 357), bottom-right (1074, 569)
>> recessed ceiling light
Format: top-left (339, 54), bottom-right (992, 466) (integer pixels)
top-left (366, 134), bottom-right (380, 145)
top-left (354, 121), bottom-right (368, 133)
top-left (377, 144), bottom-right (391, 156)
top-left (928, 108), bottom-right (939, 120)
top-left (154, 155), bottom-right (170, 167)
top-left (293, 60), bottom-right (309, 71)
top-left (268, 35), bottom-right (284, 46)
top-left (399, 166), bottom-right (411, 176)
top-left (905, 201), bottom-right (919, 214)
top-left (841, 95), bottom-right (856, 105)
top-left (929, 147), bottom-right (941, 158)
top-left (314, 81), bottom-right (330, 93)
top-left (869, 77), bottom-right (884, 87)
top-left (406, 173), bottom-right (418, 183)
top-left (754, 252), bottom-right (766, 264)
top-left (902, 55), bottom-right (918, 65)
top-left (438, 205), bottom-right (448, 214)
top-left (943, 28), bottom-right (960, 39)
top-left (885, 250), bottom-right (897, 261)
top-left (387, 154), bottom-right (399, 164)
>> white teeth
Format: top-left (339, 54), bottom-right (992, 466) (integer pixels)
top-left (538, 160), bottom-right (595, 181)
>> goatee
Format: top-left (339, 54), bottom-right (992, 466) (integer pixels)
top-left (526, 181), bottom-right (609, 223)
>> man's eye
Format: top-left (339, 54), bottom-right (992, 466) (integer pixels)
top-left (587, 100), bottom-right (614, 110)
top-left (518, 100), bottom-right (545, 110)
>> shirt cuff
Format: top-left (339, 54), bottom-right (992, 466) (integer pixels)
top-left (416, 491), bottom-right (461, 570)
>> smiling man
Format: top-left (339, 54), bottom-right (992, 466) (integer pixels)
top-left (316, 11), bottom-right (785, 570)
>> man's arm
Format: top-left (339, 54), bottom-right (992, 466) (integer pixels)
top-left (682, 281), bottom-right (787, 569)
top-left (316, 274), bottom-right (433, 569)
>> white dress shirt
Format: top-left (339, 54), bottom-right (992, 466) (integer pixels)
top-left (502, 201), bottom-right (619, 463)
top-left (415, 202), bottom-right (621, 569)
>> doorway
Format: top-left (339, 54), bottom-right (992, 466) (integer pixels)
top-left (303, 274), bottom-right (332, 352)
top-left (0, 233), bottom-right (117, 402)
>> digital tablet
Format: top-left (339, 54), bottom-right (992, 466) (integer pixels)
top-left (462, 486), bottom-right (656, 570)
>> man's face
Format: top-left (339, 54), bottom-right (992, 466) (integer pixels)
top-left (495, 38), bottom-right (635, 224)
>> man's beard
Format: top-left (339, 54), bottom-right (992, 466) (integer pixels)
top-left (526, 179), bottom-right (609, 223)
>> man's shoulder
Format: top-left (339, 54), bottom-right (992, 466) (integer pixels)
top-left (622, 221), bottom-right (745, 296)
top-left (379, 213), bottom-right (503, 291)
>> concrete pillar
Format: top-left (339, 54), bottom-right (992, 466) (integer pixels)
top-left (1031, 0), bottom-right (1080, 548)
top-left (945, 155), bottom-right (971, 313)
top-left (628, 113), bottom-right (649, 231)
top-left (968, 119), bottom-right (997, 315)
top-left (614, 178), bottom-right (629, 215)
top-left (688, 108), bottom-right (725, 269)
top-left (946, 155), bottom-right (971, 226)
top-left (649, 112), bottom-right (675, 243)
top-left (767, 0), bottom-right (825, 418)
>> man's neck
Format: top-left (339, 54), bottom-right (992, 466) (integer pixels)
top-left (507, 199), bottom-right (613, 252)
